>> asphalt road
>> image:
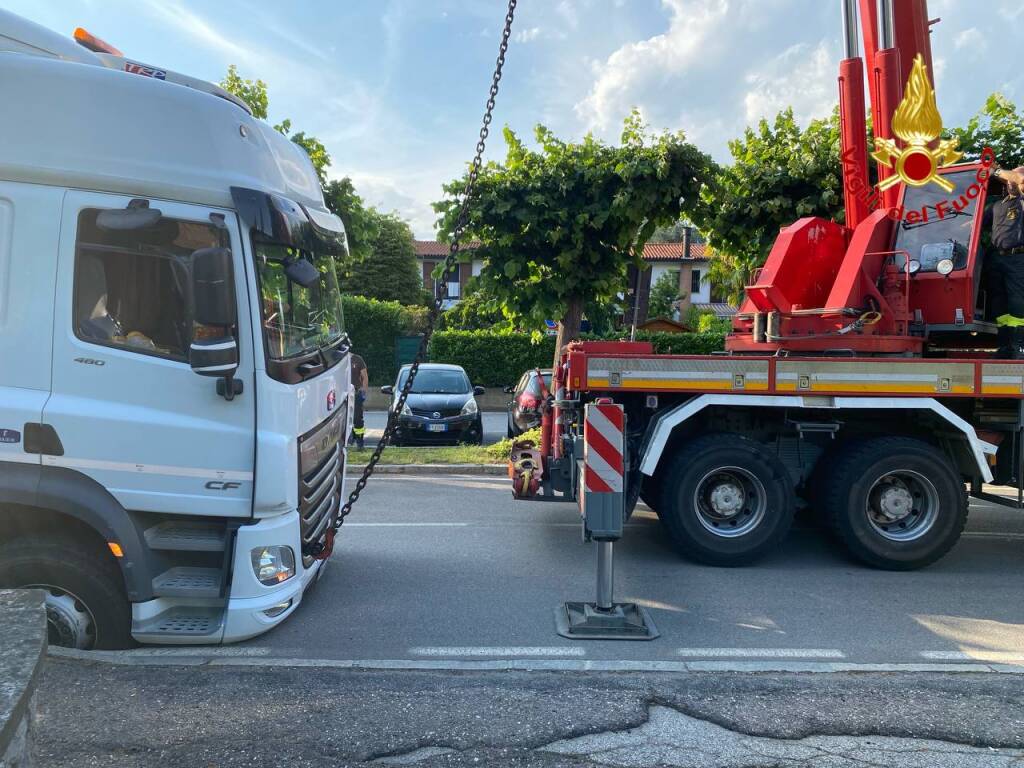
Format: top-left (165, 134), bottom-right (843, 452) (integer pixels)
top-left (364, 410), bottom-right (510, 446)
top-left (236, 474), bottom-right (1024, 666)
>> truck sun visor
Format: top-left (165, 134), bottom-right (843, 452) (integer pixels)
top-left (230, 187), bottom-right (347, 256)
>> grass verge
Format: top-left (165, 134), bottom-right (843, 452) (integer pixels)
top-left (348, 428), bottom-right (540, 465)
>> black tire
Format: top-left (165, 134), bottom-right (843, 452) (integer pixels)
top-left (660, 434), bottom-right (795, 566)
top-left (821, 437), bottom-right (967, 570)
top-left (507, 415), bottom-right (516, 440)
top-left (0, 534), bottom-right (133, 649)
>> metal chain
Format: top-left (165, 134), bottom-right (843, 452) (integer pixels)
top-left (322, 0), bottom-right (518, 547)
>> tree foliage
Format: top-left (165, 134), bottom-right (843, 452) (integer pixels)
top-left (691, 108), bottom-right (844, 283)
top-left (648, 270), bottom-right (682, 319)
top-left (949, 93), bottom-right (1024, 171)
top-left (323, 178), bottom-right (380, 266)
top-left (345, 214), bottom-right (425, 305)
top-left (435, 112), bottom-right (714, 359)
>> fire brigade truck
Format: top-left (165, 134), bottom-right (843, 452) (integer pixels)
top-left (513, 0), bottom-right (1022, 577)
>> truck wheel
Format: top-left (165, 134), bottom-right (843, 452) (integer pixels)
top-left (822, 437), bottom-right (967, 570)
top-left (660, 434), bottom-right (794, 566)
top-left (0, 535), bottom-right (133, 649)
top-left (639, 473), bottom-right (665, 517)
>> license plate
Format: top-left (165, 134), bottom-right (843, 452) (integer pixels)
top-left (426, 423), bottom-right (447, 433)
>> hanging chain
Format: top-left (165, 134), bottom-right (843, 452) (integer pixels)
top-left (315, 0), bottom-right (518, 556)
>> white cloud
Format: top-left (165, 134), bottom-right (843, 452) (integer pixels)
top-left (515, 26), bottom-right (542, 43)
top-left (743, 41), bottom-right (837, 126)
top-left (954, 27), bottom-right (983, 50)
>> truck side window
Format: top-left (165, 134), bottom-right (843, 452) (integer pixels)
top-left (73, 209), bottom-right (225, 361)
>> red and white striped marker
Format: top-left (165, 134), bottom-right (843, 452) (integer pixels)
top-left (584, 401), bottom-right (624, 494)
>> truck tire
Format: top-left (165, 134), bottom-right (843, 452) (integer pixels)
top-left (639, 473), bottom-right (665, 517)
top-left (660, 434), bottom-right (794, 566)
top-left (0, 535), bottom-right (133, 649)
top-left (822, 437), bottom-right (967, 570)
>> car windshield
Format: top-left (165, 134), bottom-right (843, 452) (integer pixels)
top-left (253, 242), bottom-right (345, 360)
top-left (398, 368), bottom-right (470, 394)
top-left (526, 373), bottom-right (553, 395)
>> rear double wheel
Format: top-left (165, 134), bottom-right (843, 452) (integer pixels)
top-left (821, 437), bottom-right (967, 570)
top-left (659, 434), bottom-right (795, 566)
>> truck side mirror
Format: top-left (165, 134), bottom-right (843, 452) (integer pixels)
top-left (190, 337), bottom-right (242, 400)
top-left (192, 247), bottom-right (236, 327)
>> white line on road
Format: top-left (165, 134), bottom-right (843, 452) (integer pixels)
top-left (49, 648), bottom-right (1024, 674)
top-left (676, 648), bottom-right (846, 659)
top-left (921, 650), bottom-right (1024, 662)
top-left (342, 522), bottom-right (471, 527)
top-left (960, 532), bottom-right (1024, 540)
top-left (409, 646), bottom-right (587, 657)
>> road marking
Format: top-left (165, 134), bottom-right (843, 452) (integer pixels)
top-left (49, 648), bottom-right (1024, 675)
top-left (676, 648), bottom-right (846, 659)
top-left (921, 650), bottom-right (1024, 662)
top-left (409, 646), bottom-right (586, 657)
top-left (960, 532), bottom-right (1024, 540)
top-left (343, 522), bottom-right (471, 527)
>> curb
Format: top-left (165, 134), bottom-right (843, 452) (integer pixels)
top-left (347, 463), bottom-right (507, 476)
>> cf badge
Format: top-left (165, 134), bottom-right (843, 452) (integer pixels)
top-left (326, 389), bottom-right (337, 411)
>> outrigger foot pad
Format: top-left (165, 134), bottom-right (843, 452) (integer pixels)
top-left (555, 602), bottom-right (659, 640)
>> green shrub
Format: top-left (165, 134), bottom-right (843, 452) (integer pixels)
top-left (429, 331), bottom-right (556, 387)
top-left (427, 329), bottom-right (727, 386)
top-left (344, 295), bottom-right (427, 383)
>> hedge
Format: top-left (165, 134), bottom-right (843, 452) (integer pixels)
top-left (427, 330), bottom-right (727, 387)
top-left (343, 295), bottom-right (426, 384)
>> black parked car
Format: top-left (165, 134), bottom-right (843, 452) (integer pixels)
top-left (504, 369), bottom-right (552, 438)
top-left (382, 363), bottom-right (485, 446)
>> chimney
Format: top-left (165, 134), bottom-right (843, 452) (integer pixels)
top-left (683, 226), bottom-right (692, 260)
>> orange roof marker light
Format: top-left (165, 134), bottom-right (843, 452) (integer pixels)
top-left (107, 541), bottom-right (124, 558)
top-left (73, 27), bottom-right (123, 57)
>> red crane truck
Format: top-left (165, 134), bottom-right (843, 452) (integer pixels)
top-left (513, 0), bottom-right (1023, 593)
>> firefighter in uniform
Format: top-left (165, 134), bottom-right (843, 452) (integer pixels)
top-left (349, 353), bottom-right (368, 448)
top-left (987, 166), bottom-right (1024, 358)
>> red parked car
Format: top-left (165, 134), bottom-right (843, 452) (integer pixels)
top-left (504, 369), bottom-right (552, 438)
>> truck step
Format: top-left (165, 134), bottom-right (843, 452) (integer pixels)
top-left (144, 521), bottom-right (226, 552)
top-left (151, 567), bottom-right (223, 598)
top-left (132, 607), bottom-right (224, 643)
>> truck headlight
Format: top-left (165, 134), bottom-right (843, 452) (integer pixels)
top-left (936, 258), bottom-right (955, 276)
top-left (461, 398), bottom-right (478, 416)
top-left (250, 546), bottom-right (295, 586)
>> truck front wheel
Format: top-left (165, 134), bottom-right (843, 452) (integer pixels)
top-left (822, 437), bottom-right (967, 570)
top-left (660, 434), bottom-right (794, 566)
top-left (0, 535), bottom-right (133, 649)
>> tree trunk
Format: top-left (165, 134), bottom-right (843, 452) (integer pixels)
top-left (553, 295), bottom-right (585, 371)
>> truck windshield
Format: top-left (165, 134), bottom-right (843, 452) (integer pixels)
top-left (253, 243), bottom-right (345, 360)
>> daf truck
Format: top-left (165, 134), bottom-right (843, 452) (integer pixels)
top-left (0, 11), bottom-right (351, 648)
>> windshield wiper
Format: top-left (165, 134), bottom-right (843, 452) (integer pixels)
top-left (901, 206), bottom-right (972, 231)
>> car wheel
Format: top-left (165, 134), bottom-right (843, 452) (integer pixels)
top-left (660, 434), bottom-right (795, 566)
top-left (0, 534), bottom-right (134, 649)
top-left (821, 437), bottom-right (967, 570)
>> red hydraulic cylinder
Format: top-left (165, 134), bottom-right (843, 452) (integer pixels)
top-left (869, 46), bottom-right (902, 210)
top-left (838, 56), bottom-right (871, 228)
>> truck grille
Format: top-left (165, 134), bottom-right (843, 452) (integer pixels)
top-left (298, 404), bottom-right (347, 566)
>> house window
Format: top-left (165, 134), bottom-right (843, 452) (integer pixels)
top-left (691, 268), bottom-right (701, 294)
top-left (446, 279), bottom-right (461, 299)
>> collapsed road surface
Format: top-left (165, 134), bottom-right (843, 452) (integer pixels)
top-left (34, 661), bottom-right (1024, 767)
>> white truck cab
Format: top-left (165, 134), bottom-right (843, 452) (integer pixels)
top-left (0, 10), bottom-right (352, 648)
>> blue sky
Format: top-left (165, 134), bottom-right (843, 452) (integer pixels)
top-left (9, 1), bottom-right (1023, 236)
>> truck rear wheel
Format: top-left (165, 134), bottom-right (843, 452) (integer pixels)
top-left (0, 535), bottom-right (133, 649)
top-left (660, 434), bottom-right (794, 566)
top-left (822, 437), bottom-right (967, 570)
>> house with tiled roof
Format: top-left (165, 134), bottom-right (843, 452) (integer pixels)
top-left (414, 230), bottom-right (734, 320)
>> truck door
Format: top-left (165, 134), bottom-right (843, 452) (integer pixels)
top-left (44, 192), bottom-right (256, 518)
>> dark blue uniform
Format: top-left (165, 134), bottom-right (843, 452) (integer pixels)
top-left (985, 193), bottom-right (1024, 355)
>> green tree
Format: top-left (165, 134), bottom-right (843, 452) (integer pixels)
top-left (438, 289), bottom-right (513, 331)
top-left (435, 112), bottom-right (714, 363)
top-left (648, 270), bottom-right (683, 319)
top-left (345, 213), bottom-right (425, 305)
top-left (949, 93), bottom-right (1024, 170)
top-left (323, 178), bottom-right (380, 268)
top-left (691, 108), bottom-right (844, 285)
